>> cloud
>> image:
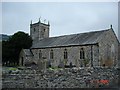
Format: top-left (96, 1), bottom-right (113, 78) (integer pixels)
top-left (2, 2), bottom-right (118, 39)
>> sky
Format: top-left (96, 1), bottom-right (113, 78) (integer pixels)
top-left (1, 2), bottom-right (119, 40)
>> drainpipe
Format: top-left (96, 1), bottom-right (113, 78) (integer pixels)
top-left (97, 44), bottom-right (100, 67)
top-left (91, 45), bottom-right (93, 67)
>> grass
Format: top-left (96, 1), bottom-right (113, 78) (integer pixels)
top-left (8, 67), bottom-right (18, 71)
top-left (2, 66), bottom-right (18, 72)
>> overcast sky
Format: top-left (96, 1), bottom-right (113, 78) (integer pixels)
top-left (2, 2), bottom-right (118, 39)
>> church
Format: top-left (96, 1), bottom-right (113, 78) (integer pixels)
top-left (19, 19), bottom-right (119, 68)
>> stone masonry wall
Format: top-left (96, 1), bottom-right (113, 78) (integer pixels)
top-left (31, 45), bottom-right (99, 68)
top-left (98, 29), bottom-right (119, 67)
top-left (2, 67), bottom-right (119, 88)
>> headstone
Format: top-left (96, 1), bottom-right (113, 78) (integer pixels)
top-left (70, 62), bottom-right (72, 68)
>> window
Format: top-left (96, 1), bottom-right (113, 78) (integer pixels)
top-left (50, 49), bottom-right (54, 59)
top-left (43, 29), bottom-right (45, 32)
top-left (39, 50), bottom-right (42, 59)
top-left (21, 57), bottom-right (24, 66)
top-left (64, 49), bottom-right (68, 59)
top-left (80, 48), bottom-right (85, 59)
top-left (34, 28), bottom-right (36, 32)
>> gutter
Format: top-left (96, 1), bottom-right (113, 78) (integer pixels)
top-left (31, 43), bottom-right (99, 49)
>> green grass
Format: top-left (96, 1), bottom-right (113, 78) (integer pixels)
top-left (8, 67), bottom-right (18, 71)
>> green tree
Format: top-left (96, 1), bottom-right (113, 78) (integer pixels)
top-left (9, 32), bottom-right (32, 49)
top-left (2, 31), bottom-right (32, 66)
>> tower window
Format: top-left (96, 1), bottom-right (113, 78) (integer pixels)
top-left (64, 49), bottom-right (68, 59)
top-left (34, 28), bottom-right (36, 32)
top-left (80, 48), bottom-right (85, 59)
top-left (39, 50), bottom-right (42, 59)
top-left (43, 29), bottom-right (45, 32)
top-left (50, 49), bottom-right (54, 59)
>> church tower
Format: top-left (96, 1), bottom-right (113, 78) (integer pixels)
top-left (30, 19), bottom-right (50, 42)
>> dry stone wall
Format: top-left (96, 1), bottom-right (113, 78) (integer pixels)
top-left (2, 67), bottom-right (119, 89)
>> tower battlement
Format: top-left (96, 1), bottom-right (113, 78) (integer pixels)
top-left (30, 19), bottom-right (50, 42)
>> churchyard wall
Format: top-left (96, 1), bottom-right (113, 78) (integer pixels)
top-left (2, 67), bottom-right (119, 88)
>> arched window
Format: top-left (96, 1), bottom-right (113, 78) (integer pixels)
top-left (50, 49), bottom-right (54, 59)
top-left (39, 50), bottom-right (42, 59)
top-left (80, 48), bottom-right (85, 59)
top-left (64, 49), bottom-right (68, 59)
top-left (21, 57), bottom-right (24, 66)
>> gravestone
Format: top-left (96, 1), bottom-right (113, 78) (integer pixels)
top-left (38, 57), bottom-right (47, 72)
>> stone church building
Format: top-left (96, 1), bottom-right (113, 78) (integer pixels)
top-left (19, 19), bottom-right (119, 68)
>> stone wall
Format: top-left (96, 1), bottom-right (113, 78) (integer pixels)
top-left (19, 50), bottom-right (33, 66)
top-left (118, 44), bottom-right (120, 68)
top-left (98, 29), bottom-right (119, 67)
top-left (30, 21), bottom-right (49, 42)
top-left (0, 65), bottom-right (2, 90)
top-left (2, 67), bottom-right (119, 88)
top-left (31, 45), bottom-right (99, 68)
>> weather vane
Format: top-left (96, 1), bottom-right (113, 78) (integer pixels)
top-left (44, 19), bottom-right (46, 23)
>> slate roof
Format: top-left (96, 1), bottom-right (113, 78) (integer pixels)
top-left (23, 49), bottom-right (33, 56)
top-left (31, 29), bottom-right (110, 49)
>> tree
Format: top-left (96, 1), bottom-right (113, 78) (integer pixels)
top-left (2, 31), bottom-right (32, 66)
top-left (9, 32), bottom-right (32, 49)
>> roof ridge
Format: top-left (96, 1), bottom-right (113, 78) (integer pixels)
top-left (45, 28), bottom-right (110, 39)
